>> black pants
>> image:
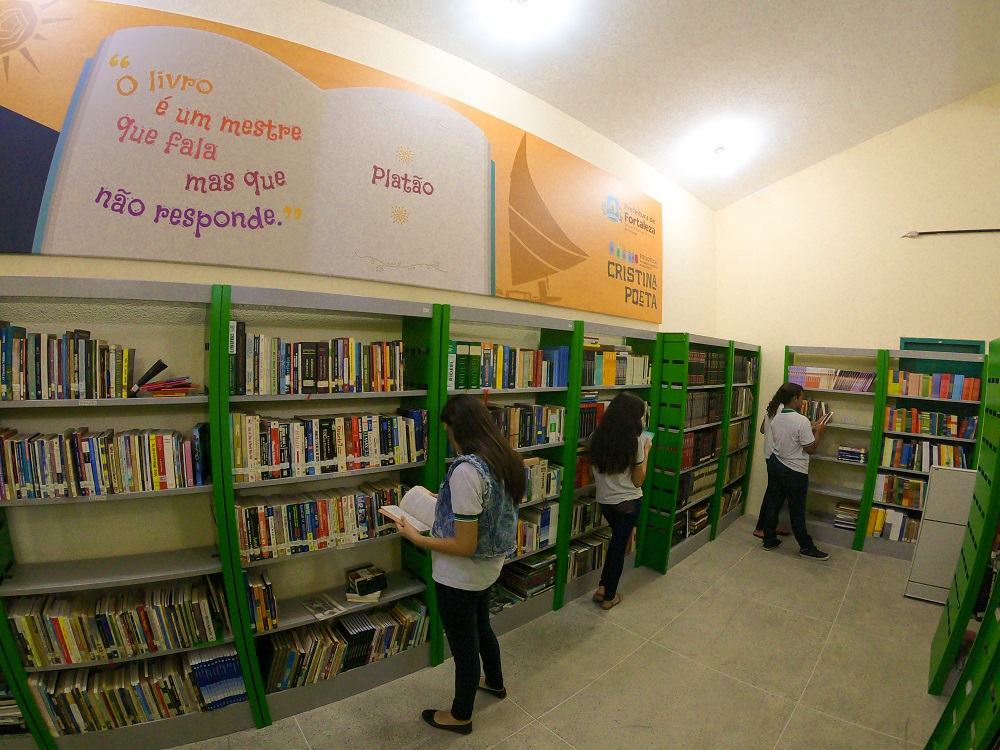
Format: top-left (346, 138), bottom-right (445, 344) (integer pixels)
top-left (761, 456), bottom-right (815, 550)
top-left (756, 454), bottom-right (782, 531)
top-left (435, 581), bottom-right (504, 721)
top-left (599, 500), bottom-right (639, 599)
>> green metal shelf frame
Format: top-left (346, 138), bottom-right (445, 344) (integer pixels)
top-left (716, 342), bottom-right (761, 533)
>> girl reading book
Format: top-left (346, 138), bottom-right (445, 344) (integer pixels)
top-left (759, 382), bottom-right (830, 560)
top-left (394, 394), bottom-right (522, 735)
top-left (588, 392), bottom-right (651, 610)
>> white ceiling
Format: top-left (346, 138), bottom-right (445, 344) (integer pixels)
top-left (320, 0), bottom-right (1000, 209)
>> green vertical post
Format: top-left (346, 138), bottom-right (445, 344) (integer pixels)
top-left (738, 345), bottom-right (762, 516)
top-left (854, 349), bottom-right (888, 550)
top-left (711, 341), bottom-right (736, 538)
top-left (635, 334), bottom-right (664, 566)
top-left (210, 284), bottom-right (270, 727)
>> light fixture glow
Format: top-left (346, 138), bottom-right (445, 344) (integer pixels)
top-left (673, 117), bottom-right (764, 179)
top-left (477, 0), bottom-right (576, 42)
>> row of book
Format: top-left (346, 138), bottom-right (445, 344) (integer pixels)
top-left (29, 646), bottom-right (247, 736)
top-left (681, 427), bottom-right (721, 469)
top-left (500, 552), bottom-right (556, 599)
top-left (873, 474), bottom-right (927, 508)
top-left (733, 354), bottom-right (758, 385)
top-left (721, 485), bottom-right (744, 517)
top-left (235, 481), bottom-right (405, 563)
top-left (836, 446), bottom-right (868, 464)
top-left (0, 425), bottom-right (210, 502)
top-left (7, 576), bottom-right (231, 668)
top-left (567, 527), bottom-right (634, 582)
top-left (725, 448), bottom-right (748, 483)
top-left (678, 461), bottom-right (718, 506)
top-left (447, 341), bottom-right (570, 390)
top-left (578, 393), bottom-right (610, 440)
top-left (522, 457), bottom-right (563, 506)
top-left (868, 507), bottom-right (919, 543)
top-left (687, 500), bottom-right (711, 536)
top-left (800, 399), bottom-right (832, 423)
top-left (581, 343), bottom-right (650, 387)
top-left (1, 324), bottom-right (139, 401)
top-left (685, 390), bottom-right (724, 428)
top-left (884, 407), bottom-right (978, 439)
top-left (688, 348), bottom-right (726, 386)
top-left (880, 438), bottom-right (969, 472)
top-left (261, 598), bottom-right (429, 693)
top-left (728, 419), bottom-right (751, 450)
top-left (487, 403), bottom-right (565, 449)
top-left (731, 386), bottom-right (754, 419)
top-left (887, 370), bottom-right (981, 402)
top-left (229, 324), bottom-right (407, 396)
top-left (244, 571), bottom-right (278, 634)
top-left (511, 501), bottom-right (559, 559)
top-left (569, 497), bottom-right (603, 537)
top-left (0, 672), bottom-right (26, 734)
top-left (230, 409), bottom-right (426, 484)
top-left (787, 366), bottom-right (876, 393)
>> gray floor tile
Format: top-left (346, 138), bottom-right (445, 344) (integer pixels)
top-left (800, 626), bottom-right (947, 745)
top-left (488, 721), bottom-right (576, 749)
top-left (655, 585), bottom-right (831, 701)
top-left (715, 547), bottom-right (853, 622)
top-left (175, 717), bottom-right (310, 750)
top-left (853, 552), bottom-right (914, 583)
top-left (836, 574), bottom-right (942, 644)
top-left (497, 604), bottom-right (646, 717)
top-left (295, 660), bottom-right (532, 749)
top-left (670, 535), bottom-right (753, 584)
top-left (540, 643), bottom-right (794, 749)
top-left (775, 705), bottom-right (908, 749)
top-left (567, 567), bottom-right (710, 638)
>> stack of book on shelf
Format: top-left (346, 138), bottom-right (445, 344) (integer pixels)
top-left (567, 528), bottom-right (632, 581)
top-left (581, 339), bottom-right (650, 387)
top-left (867, 507), bottom-right (919, 543)
top-left (229, 324), bottom-right (407, 395)
top-left (881, 439), bottom-right (968, 472)
top-left (513, 502), bottom-right (559, 558)
top-left (672, 515), bottom-right (686, 545)
top-left (733, 354), bottom-right (758, 383)
top-left (499, 552), bottom-right (557, 599)
top-left (688, 501), bottom-right (710, 535)
top-left (7, 576), bottom-right (232, 667)
top-left (730, 387), bottom-right (755, 419)
top-left (873, 475), bottom-right (926, 508)
top-left (28, 645), bottom-right (247, 735)
top-left (887, 370), bottom-right (981, 401)
top-left (788, 366), bottom-right (875, 392)
top-left (721, 486), bottom-right (744, 516)
top-left (0, 424), bottom-right (211, 502)
top-left (244, 571), bottom-right (278, 633)
top-left (834, 501), bottom-right (860, 531)
top-left (262, 597), bottom-right (428, 692)
top-left (678, 462), bottom-right (718, 505)
top-left (725, 449), bottom-right (748, 481)
top-left (687, 348), bottom-right (726, 386)
top-left (728, 419), bottom-right (751, 449)
top-left (570, 498), bottom-right (602, 536)
top-left (346, 564), bottom-right (387, 604)
top-left (837, 446), bottom-right (868, 464)
top-left (685, 390), bottom-right (724, 427)
top-left (139, 376), bottom-right (201, 397)
top-left (884, 407), bottom-right (977, 438)
top-left (681, 427), bottom-right (721, 469)
top-left (235, 480), bottom-right (405, 562)
top-left (0, 323), bottom-right (139, 401)
top-left (447, 341), bottom-right (570, 390)
top-left (0, 672), bottom-right (25, 734)
top-left (578, 392), bottom-right (609, 441)
top-left (574, 449), bottom-right (593, 489)
top-left (229, 410), bottom-right (426, 483)
top-left (487, 584), bottom-right (525, 615)
top-left (523, 458), bottom-right (562, 504)
top-left (485, 403), bottom-right (565, 448)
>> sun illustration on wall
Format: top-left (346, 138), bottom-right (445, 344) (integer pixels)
top-left (0, 0), bottom-right (70, 82)
top-left (391, 206), bottom-right (409, 224)
top-left (396, 145), bottom-right (414, 164)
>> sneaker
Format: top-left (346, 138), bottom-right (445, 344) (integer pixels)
top-left (799, 547), bottom-right (829, 561)
top-left (762, 539), bottom-right (781, 550)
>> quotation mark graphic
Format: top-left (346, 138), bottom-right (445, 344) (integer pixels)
top-left (108, 54), bottom-right (130, 68)
top-left (283, 207), bottom-right (302, 220)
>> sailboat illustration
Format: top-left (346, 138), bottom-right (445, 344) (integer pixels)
top-left (506, 134), bottom-right (589, 302)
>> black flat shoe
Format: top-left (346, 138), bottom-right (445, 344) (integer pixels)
top-left (422, 709), bottom-right (472, 735)
top-left (477, 683), bottom-right (508, 699)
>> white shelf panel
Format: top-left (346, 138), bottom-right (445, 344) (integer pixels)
top-left (234, 461), bottom-right (426, 491)
top-left (811, 455), bottom-right (867, 468)
top-left (585, 322), bottom-right (657, 340)
top-left (241, 533), bottom-right (398, 570)
top-left (877, 466), bottom-right (931, 478)
top-left (889, 350), bottom-right (984, 363)
top-left (449, 306), bottom-right (574, 331)
top-left (583, 384), bottom-right (651, 390)
top-left (686, 383), bottom-right (726, 390)
top-left (871, 500), bottom-right (923, 514)
top-left (448, 387), bottom-right (568, 395)
top-left (688, 334), bottom-right (729, 348)
top-left (489, 588), bottom-right (555, 637)
top-left (803, 388), bottom-right (875, 396)
top-left (679, 458), bottom-right (720, 476)
top-left (885, 393), bottom-right (979, 405)
top-left (808, 483), bottom-right (863, 502)
top-left (0, 396), bottom-right (208, 410)
top-left (788, 346), bottom-right (878, 357)
top-left (230, 390), bottom-right (426, 403)
top-left (231, 286), bottom-right (431, 318)
top-left (0, 277), bottom-right (212, 305)
top-left (1, 484), bottom-right (212, 508)
top-left (825, 423), bottom-right (872, 432)
top-left (667, 526), bottom-right (711, 567)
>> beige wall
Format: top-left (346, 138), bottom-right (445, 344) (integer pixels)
top-left (716, 83), bottom-right (1000, 516)
top-left (8, 0), bottom-right (716, 335)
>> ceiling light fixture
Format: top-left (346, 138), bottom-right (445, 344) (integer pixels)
top-left (478, 0), bottom-right (575, 41)
top-left (673, 117), bottom-right (764, 180)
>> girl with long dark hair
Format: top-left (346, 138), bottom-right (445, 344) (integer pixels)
top-left (395, 394), bottom-right (523, 734)
top-left (759, 382), bottom-right (829, 560)
top-left (588, 392), bottom-right (651, 610)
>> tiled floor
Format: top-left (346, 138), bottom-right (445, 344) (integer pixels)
top-left (178, 515), bottom-right (947, 750)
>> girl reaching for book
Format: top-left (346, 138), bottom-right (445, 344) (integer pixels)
top-left (588, 392), bottom-right (651, 610)
top-left (394, 394), bottom-right (522, 735)
top-left (758, 382), bottom-right (829, 560)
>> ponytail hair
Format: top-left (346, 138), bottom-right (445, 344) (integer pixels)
top-left (766, 382), bottom-right (804, 419)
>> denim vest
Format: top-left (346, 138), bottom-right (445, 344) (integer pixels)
top-left (433, 455), bottom-right (517, 559)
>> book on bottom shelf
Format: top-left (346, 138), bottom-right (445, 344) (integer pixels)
top-left (501, 552), bottom-right (557, 598)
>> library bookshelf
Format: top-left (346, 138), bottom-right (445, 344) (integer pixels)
top-left (717, 342), bottom-right (761, 537)
top-left (0, 278), bottom-right (255, 750)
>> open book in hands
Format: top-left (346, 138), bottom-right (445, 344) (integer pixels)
top-left (379, 485), bottom-right (437, 534)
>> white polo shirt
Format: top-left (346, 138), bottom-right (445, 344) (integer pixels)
top-left (770, 408), bottom-right (814, 474)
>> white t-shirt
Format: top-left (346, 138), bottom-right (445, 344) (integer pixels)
top-left (431, 462), bottom-right (505, 591)
top-left (761, 415), bottom-right (774, 459)
top-left (593, 440), bottom-right (646, 506)
top-left (770, 408), bottom-right (815, 474)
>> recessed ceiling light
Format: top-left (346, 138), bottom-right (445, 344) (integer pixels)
top-left (673, 117), bottom-right (764, 180)
top-left (478, 0), bottom-right (576, 41)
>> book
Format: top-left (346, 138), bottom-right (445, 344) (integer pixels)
top-left (379, 484), bottom-right (436, 533)
top-left (345, 591), bottom-right (381, 604)
top-left (300, 593), bottom-right (346, 619)
top-left (345, 563), bottom-right (387, 596)
top-left (128, 359), bottom-right (168, 397)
